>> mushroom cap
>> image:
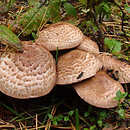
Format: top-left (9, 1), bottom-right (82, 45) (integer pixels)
top-left (56, 49), bottom-right (102, 85)
top-left (73, 71), bottom-right (125, 108)
top-left (0, 42), bottom-right (56, 99)
top-left (97, 53), bottom-right (130, 83)
top-left (35, 22), bottom-right (84, 51)
top-left (77, 36), bottom-right (99, 53)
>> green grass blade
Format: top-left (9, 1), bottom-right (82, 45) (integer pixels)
top-left (75, 108), bottom-right (80, 130)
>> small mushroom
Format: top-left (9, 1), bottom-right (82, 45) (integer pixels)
top-left (56, 49), bottom-right (102, 85)
top-left (77, 36), bottom-right (99, 53)
top-left (73, 71), bottom-right (125, 108)
top-left (36, 22), bottom-right (84, 51)
top-left (0, 42), bottom-right (56, 99)
top-left (97, 53), bottom-right (130, 83)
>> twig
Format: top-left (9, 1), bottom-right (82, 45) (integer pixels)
top-left (113, 0), bottom-right (129, 41)
top-left (35, 114), bottom-right (38, 130)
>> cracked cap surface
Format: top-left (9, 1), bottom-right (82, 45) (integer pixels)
top-left (0, 42), bottom-right (56, 99)
top-left (56, 49), bottom-right (102, 85)
top-left (36, 22), bottom-right (84, 51)
top-left (97, 53), bottom-right (130, 83)
top-left (77, 36), bottom-right (99, 53)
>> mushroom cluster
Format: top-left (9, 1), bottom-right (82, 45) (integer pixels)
top-left (0, 22), bottom-right (129, 108)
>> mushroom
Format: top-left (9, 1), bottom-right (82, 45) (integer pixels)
top-left (77, 36), bottom-right (99, 53)
top-left (97, 53), bottom-right (130, 83)
top-left (56, 49), bottom-right (102, 85)
top-left (0, 21), bottom-right (128, 110)
top-left (0, 42), bottom-right (56, 99)
top-left (73, 71), bottom-right (125, 108)
top-left (35, 22), bottom-right (84, 51)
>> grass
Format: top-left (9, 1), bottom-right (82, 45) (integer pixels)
top-left (0, 0), bottom-right (130, 129)
top-left (0, 85), bottom-right (129, 129)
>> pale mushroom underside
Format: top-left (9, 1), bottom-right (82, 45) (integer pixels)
top-left (74, 71), bottom-right (125, 108)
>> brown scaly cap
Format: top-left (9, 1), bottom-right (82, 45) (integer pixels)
top-left (0, 42), bottom-right (56, 99)
top-left (35, 22), bottom-right (84, 51)
top-left (56, 49), bottom-right (102, 85)
top-left (73, 71), bottom-right (125, 108)
top-left (77, 36), bottom-right (99, 53)
top-left (97, 53), bottom-right (130, 83)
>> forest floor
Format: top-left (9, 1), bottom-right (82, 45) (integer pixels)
top-left (0, 0), bottom-right (130, 130)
